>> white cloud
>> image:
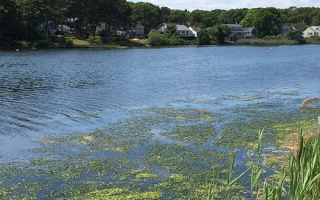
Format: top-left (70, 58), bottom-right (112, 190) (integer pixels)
top-left (129, 0), bottom-right (320, 10)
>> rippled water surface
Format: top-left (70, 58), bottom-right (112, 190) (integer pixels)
top-left (0, 45), bottom-right (320, 163)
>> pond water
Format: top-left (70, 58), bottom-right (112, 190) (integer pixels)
top-left (1, 46), bottom-right (319, 155)
top-left (0, 45), bottom-right (320, 198)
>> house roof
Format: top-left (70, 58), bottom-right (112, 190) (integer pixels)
top-left (243, 27), bottom-right (256, 32)
top-left (307, 26), bottom-right (320, 32)
top-left (225, 24), bottom-right (243, 31)
top-left (176, 25), bottom-right (190, 31)
top-left (158, 23), bottom-right (191, 31)
top-left (136, 23), bottom-right (144, 28)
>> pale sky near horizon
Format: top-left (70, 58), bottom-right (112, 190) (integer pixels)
top-left (129, 0), bottom-right (320, 11)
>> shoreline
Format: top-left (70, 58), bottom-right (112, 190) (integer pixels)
top-left (2, 42), bottom-right (320, 51)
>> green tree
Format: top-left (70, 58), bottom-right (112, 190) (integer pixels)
top-left (160, 6), bottom-right (171, 22)
top-left (163, 25), bottom-right (181, 45)
top-left (168, 9), bottom-right (189, 23)
top-left (100, 0), bottom-right (132, 43)
top-left (197, 29), bottom-right (211, 45)
top-left (240, 7), bottom-right (282, 37)
top-left (240, 8), bottom-right (257, 27)
top-left (0, 0), bottom-right (25, 47)
top-left (286, 30), bottom-right (306, 44)
top-left (147, 30), bottom-right (167, 46)
top-left (130, 2), bottom-right (162, 33)
top-left (208, 25), bottom-right (230, 44)
top-left (163, 24), bottom-right (177, 38)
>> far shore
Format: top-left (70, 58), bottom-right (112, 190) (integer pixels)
top-left (2, 37), bottom-right (320, 51)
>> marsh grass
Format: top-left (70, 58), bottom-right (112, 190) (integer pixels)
top-left (288, 131), bottom-right (320, 199)
top-left (206, 126), bottom-right (320, 200)
top-left (235, 38), bottom-right (296, 46)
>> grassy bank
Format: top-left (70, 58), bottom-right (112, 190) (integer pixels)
top-left (235, 35), bottom-right (320, 46)
top-left (235, 38), bottom-right (297, 46)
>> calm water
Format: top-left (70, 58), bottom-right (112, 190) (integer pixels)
top-left (0, 45), bottom-right (320, 163)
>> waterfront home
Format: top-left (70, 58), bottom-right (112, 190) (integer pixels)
top-left (37, 21), bottom-right (57, 37)
top-left (303, 26), bottom-right (320, 37)
top-left (158, 22), bottom-right (196, 39)
top-left (225, 24), bottom-right (258, 40)
top-left (135, 23), bottom-right (145, 36)
top-left (281, 25), bottom-right (299, 36)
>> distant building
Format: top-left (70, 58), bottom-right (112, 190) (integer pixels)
top-left (281, 25), bottom-right (299, 36)
top-left (242, 27), bottom-right (258, 38)
top-left (225, 24), bottom-right (258, 41)
top-left (303, 26), bottom-right (320, 37)
top-left (158, 22), bottom-right (196, 39)
top-left (135, 23), bottom-right (145, 36)
top-left (37, 21), bottom-right (57, 37)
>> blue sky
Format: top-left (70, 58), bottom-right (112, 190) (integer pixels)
top-left (129, 0), bottom-right (320, 11)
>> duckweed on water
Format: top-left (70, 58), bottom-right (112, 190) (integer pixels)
top-left (1, 96), bottom-right (319, 199)
top-left (69, 188), bottom-right (162, 200)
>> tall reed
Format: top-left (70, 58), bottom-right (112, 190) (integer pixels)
top-left (288, 130), bottom-right (320, 200)
top-left (204, 128), bottom-right (320, 199)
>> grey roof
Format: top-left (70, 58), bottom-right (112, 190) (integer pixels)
top-left (225, 24), bottom-right (243, 31)
top-left (136, 23), bottom-right (144, 28)
top-left (176, 25), bottom-right (190, 31)
top-left (243, 27), bottom-right (256, 32)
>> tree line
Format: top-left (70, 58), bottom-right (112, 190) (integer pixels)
top-left (1, 0), bottom-right (320, 47)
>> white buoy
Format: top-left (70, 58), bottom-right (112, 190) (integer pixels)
top-left (16, 49), bottom-right (19, 51)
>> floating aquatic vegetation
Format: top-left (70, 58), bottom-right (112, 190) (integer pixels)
top-left (69, 187), bottom-right (162, 200)
top-left (2, 95), bottom-right (319, 199)
top-left (119, 169), bottom-right (159, 181)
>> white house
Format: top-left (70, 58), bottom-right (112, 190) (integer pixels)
top-left (37, 21), bottom-right (57, 37)
top-left (135, 23), bottom-right (145, 35)
top-left (158, 22), bottom-right (196, 38)
top-left (57, 24), bottom-right (71, 33)
top-left (96, 22), bottom-right (107, 32)
top-left (303, 26), bottom-right (320, 37)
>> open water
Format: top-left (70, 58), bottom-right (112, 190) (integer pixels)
top-left (0, 45), bottom-right (320, 163)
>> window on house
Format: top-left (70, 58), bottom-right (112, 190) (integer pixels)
top-left (181, 31), bottom-right (186, 34)
top-left (316, 28), bottom-right (319, 30)
top-left (50, 30), bottom-right (55, 36)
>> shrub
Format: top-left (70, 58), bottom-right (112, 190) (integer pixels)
top-left (263, 35), bottom-right (284, 40)
top-left (57, 36), bottom-right (73, 47)
top-left (147, 30), bottom-right (168, 46)
top-left (34, 39), bottom-right (53, 48)
top-left (168, 34), bottom-right (182, 45)
top-left (87, 36), bottom-right (101, 45)
top-left (100, 36), bottom-right (108, 44)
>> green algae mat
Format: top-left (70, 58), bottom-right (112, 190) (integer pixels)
top-left (1, 94), bottom-right (319, 199)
